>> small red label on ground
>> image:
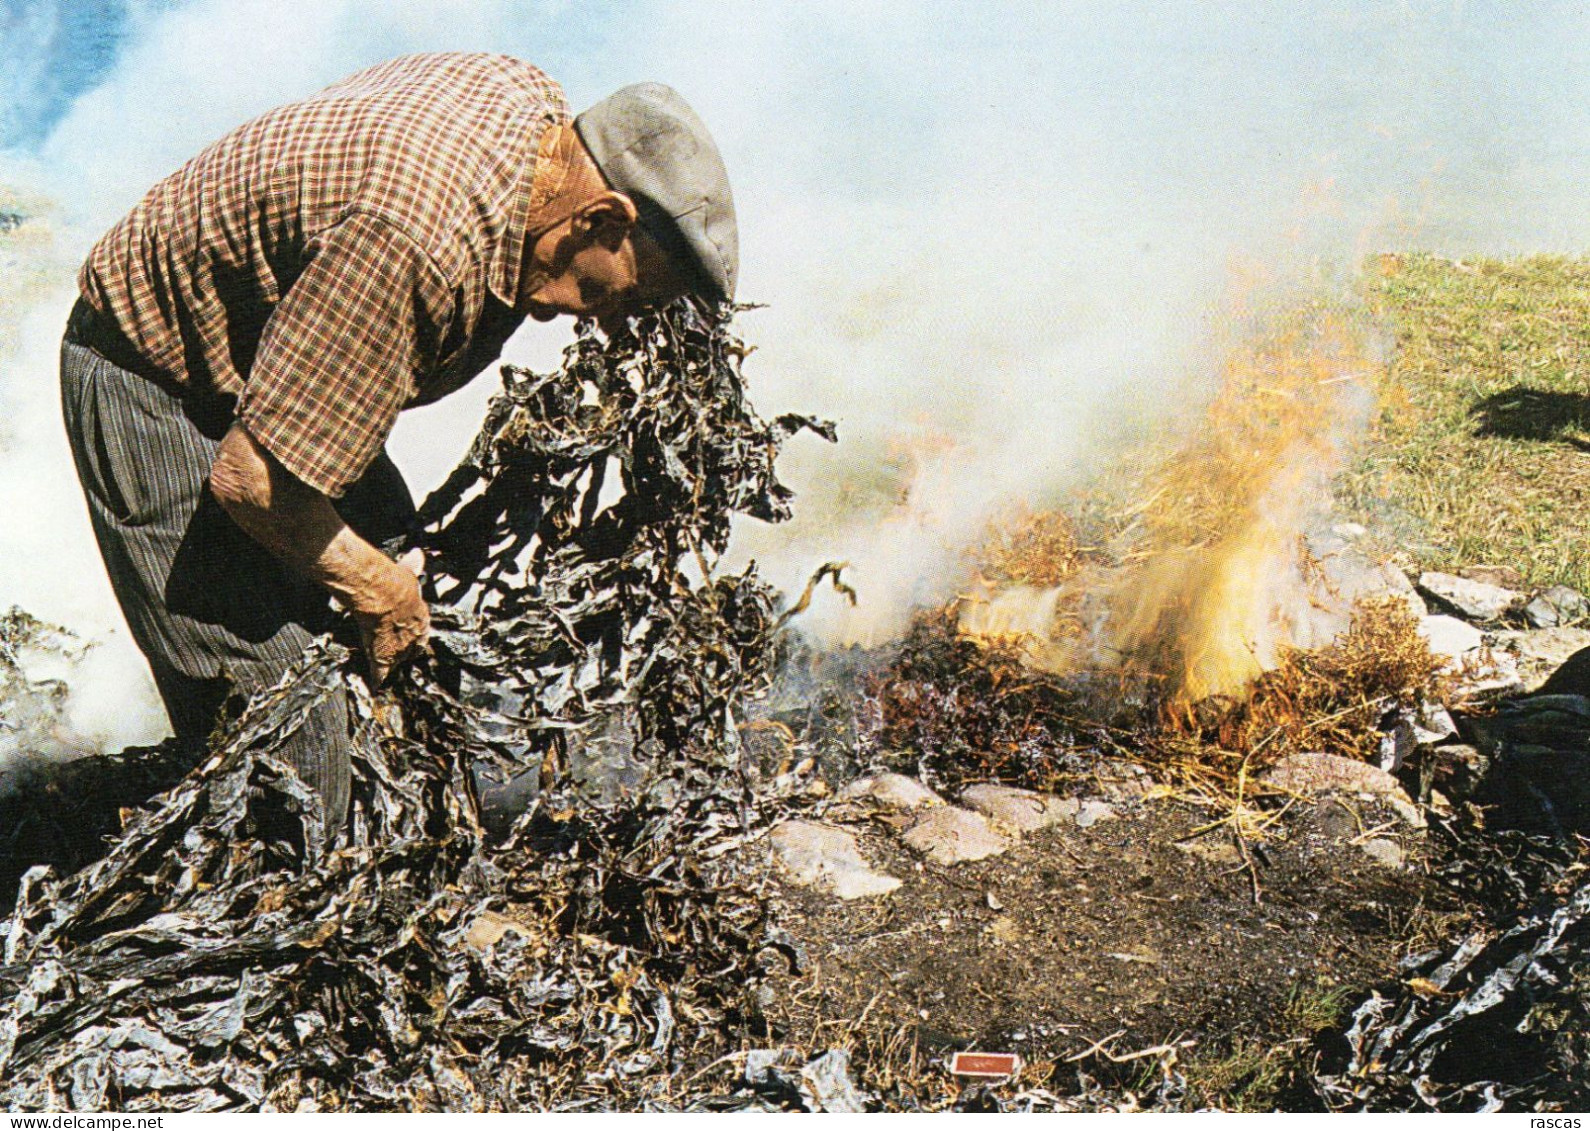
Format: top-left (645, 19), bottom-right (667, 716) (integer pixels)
top-left (950, 1051), bottom-right (1021, 1078)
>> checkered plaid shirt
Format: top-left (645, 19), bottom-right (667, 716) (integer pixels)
top-left (78, 53), bottom-right (569, 497)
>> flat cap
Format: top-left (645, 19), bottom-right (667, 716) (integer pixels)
top-left (574, 83), bottom-right (737, 301)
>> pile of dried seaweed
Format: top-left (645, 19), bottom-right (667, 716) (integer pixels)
top-left (0, 300), bottom-right (833, 1111)
top-left (1314, 820), bottom-right (1590, 1112)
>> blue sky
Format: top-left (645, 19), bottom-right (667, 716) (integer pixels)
top-left (1, 0), bottom-right (129, 148)
top-left (8, 0), bottom-right (1590, 252)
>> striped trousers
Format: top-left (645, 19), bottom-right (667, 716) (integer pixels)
top-left (59, 302), bottom-right (415, 831)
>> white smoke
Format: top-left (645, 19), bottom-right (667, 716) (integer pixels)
top-left (3, 1), bottom-right (1590, 744)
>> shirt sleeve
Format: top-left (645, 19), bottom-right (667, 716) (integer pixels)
top-left (238, 212), bottom-right (455, 498)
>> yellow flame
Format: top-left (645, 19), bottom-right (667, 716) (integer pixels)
top-left (959, 305), bottom-right (1380, 705)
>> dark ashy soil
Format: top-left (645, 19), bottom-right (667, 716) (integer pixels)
top-left (755, 793), bottom-right (1472, 1105)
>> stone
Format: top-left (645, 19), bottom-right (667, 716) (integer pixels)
top-left (1292, 541), bottom-right (1426, 648)
top-left (1497, 626), bottom-right (1590, 666)
top-left (960, 783), bottom-right (1076, 832)
top-left (901, 806), bottom-right (1012, 865)
top-left (1419, 615), bottom-right (1484, 664)
top-left (1490, 627), bottom-right (1590, 692)
top-left (1537, 643), bottom-right (1590, 698)
top-left (1359, 838), bottom-right (1405, 869)
top-left (1074, 800), bottom-right (1117, 829)
top-left (1378, 720), bottom-right (1414, 773)
top-left (1524, 595), bottom-right (1563, 629)
top-left (769, 820), bottom-right (902, 899)
top-left (1378, 564), bottom-right (1429, 619)
top-left (1417, 571), bottom-right (1523, 623)
top-left (1378, 704), bottom-right (1457, 772)
top-left (1458, 564), bottom-right (1525, 590)
top-left (1449, 649), bottom-right (1524, 700)
top-left (1415, 704), bottom-right (1458, 744)
top-left (1094, 760), bottom-right (1157, 801)
top-left (1527, 584), bottom-right (1590, 628)
top-left (1175, 839), bottom-right (1242, 866)
top-left (839, 772), bottom-right (943, 811)
top-left (1332, 522), bottom-right (1368, 540)
top-left (1264, 751), bottom-right (1419, 829)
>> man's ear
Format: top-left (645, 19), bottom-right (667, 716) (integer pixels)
top-left (572, 191), bottom-right (638, 248)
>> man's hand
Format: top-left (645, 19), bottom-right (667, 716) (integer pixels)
top-left (209, 422), bottom-right (431, 687)
top-left (348, 551), bottom-right (430, 686)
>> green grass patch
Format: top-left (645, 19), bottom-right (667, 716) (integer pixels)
top-left (1150, 977), bottom-right (1354, 1111)
top-left (1342, 253), bottom-right (1590, 591)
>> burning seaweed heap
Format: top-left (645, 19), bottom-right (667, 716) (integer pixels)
top-left (854, 302), bottom-right (1590, 1111)
top-left (0, 301), bottom-right (832, 1111)
top-left (862, 307), bottom-right (1447, 797)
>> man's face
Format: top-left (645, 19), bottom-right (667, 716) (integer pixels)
top-left (519, 201), bottom-right (687, 335)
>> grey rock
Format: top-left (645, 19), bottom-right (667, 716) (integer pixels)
top-left (1378, 704), bottom-right (1457, 772)
top-left (1267, 751), bottom-right (1405, 797)
top-left (1378, 720), bottom-right (1415, 774)
top-left (1379, 564), bottom-right (1429, 619)
top-left (901, 806), bottom-right (1012, 865)
top-left (1419, 615), bottom-right (1484, 664)
top-left (840, 772), bottom-right (942, 811)
top-left (1095, 760), bottom-right (1157, 801)
top-left (1074, 800), bottom-right (1117, 829)
top-left (1418, 571), bottom-right (1523, 623)
top-left (1292, 541), bottom-right (1425, 647)
top-left (1175, 839), bottom-right (1242, 866)
top-left (1458, 564), bottom-right (1525, 590)
top-left (1359, 838), bottom-right (1405, 869)
top-left (1538, 645), bottom-right (1590, 698)
top-left (1490, 626), bottom-right (1590, 692)
top-left (960, 783), bottom-right (1075, 833)
top-left (1415, 703), bottom-right (1458, 743)
top-left (768, 821), bottom-right (901, 899)
top-left (1265, 752), bottom-right (1425, 828)
top-left (1451, 649), bottom-right (1525, 699)
top-left (1524, 595), bottom-right (1563, 629)
top-left (1534, 585), bottom-right (1590, 627)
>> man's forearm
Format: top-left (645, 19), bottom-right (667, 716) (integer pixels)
top-left (208, 423), bottom-right (402, 617)
top-left (209, 422), bottom-right (428, 684)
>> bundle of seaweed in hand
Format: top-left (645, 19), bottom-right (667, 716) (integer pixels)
top-left (0, 300), bottom-right (832, 1111)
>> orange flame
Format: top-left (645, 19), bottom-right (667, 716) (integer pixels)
top-left (959, 306), bottom-right (1380, 705)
